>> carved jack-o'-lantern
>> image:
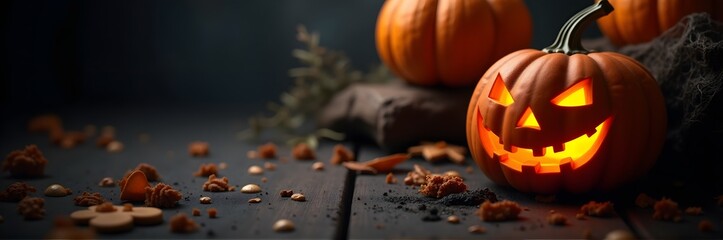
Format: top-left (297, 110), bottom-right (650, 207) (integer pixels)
top-left (466, 0), bottom-right (667, 194)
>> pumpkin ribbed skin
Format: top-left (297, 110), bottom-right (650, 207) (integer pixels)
top-left (375, 0), bottom-right (532, 87)
top-left (466, 49), bottom-right (667, 193)
top-left (597, 0), bottom-right (723, 46)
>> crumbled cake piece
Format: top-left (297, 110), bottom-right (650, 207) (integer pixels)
top-left (188, 141), bottom-right (210, 157)
top-left (258, 142), bottom-right (277, 159)
top-left (404, 164), bottom-right (431, 186)
top-left (207, 208), bottom-right (217, 218)
top-left (419, 175), bottom-right (467, 198)
top-left (122, 203), bottom-right (133, 212)
top-left (57, 131), bottom-right (87, 149)
top-left (385, 173), bottom-right (397, 184)
top-left (202, 174), bottom-right (234, 192)
top-left (0, 182), bottom-right (37, 202)
top-left (685, 207), bottom-right (703, 216)
top-left (134, 163), bottom-right (160, 181)
top-left (476, 200), bottom-right (522, 222)
top-left (193, 163), bottom-right (218, 177)
top-left (95, 202), bottom-right (116, 212)
top-left (653, 198), bottom-right (682, 222)
top-left (580, 201), bottom-right (615, 217)
top-left (192, 208), bottom-right (201, 216)
top-left (73, 192), bottom-right (106, 206)
top-left (2, 145), bottom-right (48, 178)
top-left (18, 197), bottom-right (45, 220)
top-left (408, 141), bottom-right (466, 164)
top-left (330, 144), bottom-right (354, 164)
top-left (292, 143), bottom-right (316, 160)
top-left (169, 213), bottom-right (198, 233)
top-left (44, 217), bottom-right (96, 239)
top-left (280, 190), bottom-right (293, 197)
top-left (547, 211), bottom-right (567, 225)
top-left (699, 220), bottom-right (714, 232)
top-left (98, 177), bottom-right (115, 187)
top-left (635, 193), bottom-right (656, 208)
top-left (28, 114), bottom-right (62, 133)
top-left (145, 183), bottom-right (182, 208)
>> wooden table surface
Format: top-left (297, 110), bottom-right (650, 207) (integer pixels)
top-left (0, 104), bottom-right (720, 239)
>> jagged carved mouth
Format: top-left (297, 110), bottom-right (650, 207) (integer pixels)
top-left (477, 110), bottom-right (611, 174)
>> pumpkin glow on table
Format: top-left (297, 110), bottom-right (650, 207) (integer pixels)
top-left (597, 0), bottom-right (723, 46)
top-left (466, 0), bottom-right (667, 194)
top-left (375, 0), bottom-right (532, 87)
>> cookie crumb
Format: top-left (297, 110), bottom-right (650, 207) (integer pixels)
top-left (73, 192), bottom-right (105, 206)
top-left (95, 202), bottom-right (116, 212)
top-left (106, 141), bottom-right (124, 153)
top-left (248, 198), bottom-right (262, 203)
top-left (241, 184), bottom-right (261, 194)
top-left (385, 173), bottom-right (397, 184)
top-left (476, 200), bottom-right (521, 222)
top-left (200, 196), bottom-right (212, 204)
top-left (207, 208), bottom-right (217, 218)
top-left (547, 211), bottom-right (567, 226)
top-left (291, 193), bottom-right (306, 202)
top-left (2, 145), bottom-right (48, 178)
top-left (203, 174), bottom-right (234, 192)
top-left (18, 197), bottom-right (45, 220)
top-left (311, 162), bottom-right (325, 171)
top-left (248, 165), bottom-right (264, 175)
top-left (264, 162), bottom-right (277, 171)
top-left (580, 201), bottom-right (615, 217)
top-left (193, 163), bottom-right (218, 177)
top-left (699, 219), bottom-right (714, 232)
top-left (419, 175), bottom-right (467, 198)
top-left (192, 208), bottom-right (201, 216)
top-left (685, 207), bottom-right (703, 216)
top-left (122, 203), bottom-right (133, 212)
top-left (145, 183), bottom-right (182, 208)
top-left (330, 144), bottom-right (354, 164)
top-left (257, 143), bottom-right (277, 159)
top-left (45, 216), bottom-right (96, 239)
top-left (280, 190), bottom-right (293, 197)
top-left (292, 143), bottom-right (316, 160)
top-left (653, 198), bottom-right (681, 222)
top-left (0, 182), bottom-right (37, 202)
top-left (170, 213), bottom-right (198, 233)
top-left (188, 141), bottom-right (210, 157)
top-left (447, 215), bottom-right (460, 224)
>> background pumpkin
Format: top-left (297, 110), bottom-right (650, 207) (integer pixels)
top-left (597, 0), bottom-right (723, 46)
top-left (375, 0), bottom-right (532, 87)
top-left (467, 0), bottom-right (667, 194)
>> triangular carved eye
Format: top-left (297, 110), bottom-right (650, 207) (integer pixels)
top-left (488, 74), bottom-right (515, 107)
top-left (552, 78), bottom-right (593, 107)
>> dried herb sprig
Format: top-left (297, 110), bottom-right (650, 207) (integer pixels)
top-left (238, 25), bottom-right (393, 147)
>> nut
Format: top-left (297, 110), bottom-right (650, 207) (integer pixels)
top-left (98, 177), bottom-right (115, 187)
top-left (248, 165), bottom-right (264, 175)
top-left (290, 193), bottom-right (306, 202)
top-left (199, 196), bottom-right (212, 204)
top-left (44, 184), bottom-right (71, 197)
top-left (280, 190), bottom-right (293, 197)
top-left (311, 162), bottom-right (325, 171)
top-left (241, 184), bottom-right (261, 193)
top-left (447, 215), bottom-right (460, 224)
top-left (248, 198), bottom-right (262, 203)
top-left (273, 219), bottom-right (295, 232)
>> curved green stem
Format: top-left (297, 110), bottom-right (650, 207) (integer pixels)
top-left (543, 0), bottom-right (614, 55)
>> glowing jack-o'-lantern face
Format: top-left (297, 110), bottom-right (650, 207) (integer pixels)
top-left (466, 0), bottom-right (666, 194)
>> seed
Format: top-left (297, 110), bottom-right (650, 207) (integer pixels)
top-left (312, 162), bottom-right (325, 171)
top-left (280, 190), bottom-right (293, 197)
top-left (241, 184), bottom-right (261, 193)
top-left (447, 215), bottom-right (460, 224)
top-left (273, 219), bottom-right (295, 232)
top-left (264, 162), bottom-right (276, 171)
top-left (385, 173), bottom-right (397, 184)
top-left (248, 198), bottom-right (262, 203)
top-left (291, 193), bottom-right (306, 202)
top-left (248, 165), bottom-right (264, 175)
top-left (200, 196), bottom-right (212, 204)
top-left (98, 177), bottom-right (115, 187)
top-left (468, 225), bottom-right (485, 234)
top-left (44, 184), bottom-right (70, 197)
top-left (107, 141), bottom-right (124, 153)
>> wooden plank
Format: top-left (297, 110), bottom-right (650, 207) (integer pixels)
top-left (348, 146), bottom-right (634, 239)
top-left (0, 106), bottom-right (350, 238)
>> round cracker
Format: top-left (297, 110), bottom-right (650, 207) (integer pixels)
top-left (70, 210), bottom-right (99, 225)
top-left (129, 207), bottom-right (163, 225)
top-left (90, 212), bottom-right (133, 233)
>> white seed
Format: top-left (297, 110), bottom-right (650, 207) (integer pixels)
top-left (311, 162), bottom-right (325, 171)
top-left (98, 177), bottom-right (115, 187)
top-left (290, 193), bottom-right (306, 202)
top-left (241, 184), bottom-right (262, 193)
top-left (447, 215), bottom-right (460, 224)
top-left (273, 219), bottom-right (295, 232)
top-left (106, 141), bottom-right (124, 153)
top-left (200, 196), bottom-right (212, 204)
top-left (248, 198), bottom-right (262, 203)
top-left (44, 184), bottom-right (70, 197)
top-left (248, 165), bottom-right (264, 175)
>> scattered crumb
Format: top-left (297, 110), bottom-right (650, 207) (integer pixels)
top-left (535, 194), bottom-right (556, 203)
top-left (207, 208), bottom-right (217, 218)
top-left (98, 177), bottom-right (115, 187)
top-left (604, 229), bottom-right (635, 240)
top-left (170, 213), bottom-right (198, 233)
top-left (330, 144), bottom-right (354, 164)
top-left (292, 143), bottom-right (316, 160)
top-left (447, 215), bottom-right (460, 224)
top-left (28, 114), bottom-right (62, 133)
top-left (106, 141), bottom-right (124, 153)
top-left (576, 213), bottom-right (586, 220)
top-left (200, 197), bottom-right (212, 204)
top-left (385, 173), bottom-right (397, 184)
top-left (261, 177), bottom-right (268, 183)
top-left (193, 163), bottom-right (218, 177)
top-left (280, 190), bottom-right (293, 197)
top-left (248, 198), bottom-right (262, 203)
top-left (699, 219), bottom-right (714, 232)
top-left (18, 197), bottom-right (45, 220)
top-left (241, 184), bottom-right (261, 194)
top-left (192, 208), bottom-right (201, 216)
top-left (145, 183), bottom-right (182, 208)
top-left (218, 162), bottom-right (227, 170)
top-left (465, 166), bottom-right (474, 174)
top-left (122, 203), bottom-right (133, 212)
top-left (246, 150), bottom-right (257, 159)
top-left (547, 211), bottom-right (567, 225)
top-left (419, 175), bottom-right (467, 198)
top-left (264, 162), bottom-right (277, 171)
top-left (685, 207), bottom-right (703, 216)
top-left (404, 164), bottom-right (431, 186)
top-left (653, 198), bottom-right (681, 222)
top-left (312, 162), bottom-right (325, 171)
top-left (58, 131), bottom-right (87, 149)
top-left (95, 202), bottom-right (116, 212)
top-left (580, 201), bottom-right (615, 217)
top-left (73, 192), bottom-right (105, 206)
top-left (468, 225), bottom-right (485, 234)
top-left (257, 142), bottom-right (277, 159)
top-left (248, 165), bottom-right (264, 175)
top-left (44, 184), bottom-right (72, 197)
top-left (291, 193), bottom-right (306, 202)
top-left (45, 216), bottom-right (96, 239)
top-left (203, 174), bottom-right (234, 192)
top-left (0, 182), bottom-right (37, 202)
top-left (635, 193), bottom-right (656, 208)
top-left (134, 163), bottom-right (160, 181)
top-left (2, 145), bottom-right (48, 178)
top-left (96, 133), bottom-right (115, 148)
top-left (273, 219), bottom-right (295, 232)
top-left (188, 141), bottom-right (210, 157)
top-left (476, 200), bottom-right (522, 222)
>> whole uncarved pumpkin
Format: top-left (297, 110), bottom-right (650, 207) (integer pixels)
top-left (375, 0), bottom-right (532, 87)
top-left (597, 0), bottom-right (723, 46)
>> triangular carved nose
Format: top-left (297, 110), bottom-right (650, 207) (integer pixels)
top-left (517, 107), bottom-right (540, 130)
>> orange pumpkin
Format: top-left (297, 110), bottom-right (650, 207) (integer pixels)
top-left (375, 0), bottom-right (532, 87)
top-left (466, 0), bottom-right (667, 194)
top-left (598, 0), bottom-right (723, 46)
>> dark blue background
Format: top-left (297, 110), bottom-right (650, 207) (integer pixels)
top-left (2, 0), bottom-right (601, 107)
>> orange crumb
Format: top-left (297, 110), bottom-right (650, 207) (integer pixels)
top-left (169, 213), bottom-right (198, 233)
top-left (685, 207), bottom-right (703, 216)
top-left (207, 208), bottom-right (217, 218)
top-left (330, 144), bottom-right (354, 164)
top-left (580, 201), bottom-right (615, 217)
top-left (385, 173), bottom-right (397, 184)
top-left (258, 143), bottom-right (277, 159)
top-left (292, 143), bottom-right (315, 160)
top-left (193, 163), bottom-right (218, 177)
top-left (547, 212), bottom-right (567, 225)
top-left (2, 145), bottom-right (48, 178)
top-left (188, 141), bottom-right (209, 157)
top-left (653, 198), bottom-right (681, 222)
top-left (192, 208), bottom-right (201, 216)
top-left (476, 200), bottom-right (521, 222)
top-left (419, 175), bottom-right (467, 198)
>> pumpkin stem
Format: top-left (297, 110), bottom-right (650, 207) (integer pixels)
top-left (543, 0), bottom-right (614, 55)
